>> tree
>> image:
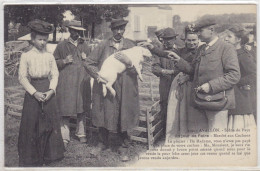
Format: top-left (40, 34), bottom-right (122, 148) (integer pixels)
top-left (4, 5), bottom-right (67, 42)
top-left (197, 13), bottom-right (256, 25)
top-left (69, 5), bottom-right (129, 40)
top-left (173, 15), bottom-right (181, 26)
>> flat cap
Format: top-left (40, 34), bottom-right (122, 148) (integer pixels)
top-left (196, 18), bottom-right (216, 30)
top-left (228, 24), bottom-right (246, 38)
top-left (28, 19), bottom-right (54, 34)
top-left (161, 27), bottom-right (178, 39)
top-left (228, 24), bottom-right (244, 33)
top-left (67, 20), bottom-right (86, 31)
top-left (110, 18), bottom-right (128, 29)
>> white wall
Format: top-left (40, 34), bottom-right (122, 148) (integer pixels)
top-left (124, 7), bottom-right (173, 41)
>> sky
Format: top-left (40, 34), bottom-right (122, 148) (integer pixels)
top-left (63, 4), bottom-right (257, 22)
top-left (170, 5), bottom-right (257, 22)
top-left (63, 10), bottom-right (75, 21)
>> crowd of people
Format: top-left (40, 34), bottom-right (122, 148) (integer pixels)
top-left (17, 17), bottom-right (257, 166)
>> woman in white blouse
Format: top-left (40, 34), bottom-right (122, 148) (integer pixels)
top-left (18, 19), bottom-right (64, 166)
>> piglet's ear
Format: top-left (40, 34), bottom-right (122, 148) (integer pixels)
top-left (143, 48), bottom-right (152, 57)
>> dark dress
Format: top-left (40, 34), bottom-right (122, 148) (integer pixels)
top-left (18, 79), bottom-right (64, 166)
top-left (229, 48), bottom-right (256, 115)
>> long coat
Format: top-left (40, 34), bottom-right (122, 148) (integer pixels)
top-left (173, 39), bottom-right (241, 110)
top-left (244, 43), bottom-right (257, 117)
top-left (229, 48), bottom-right (256, 115)
top-left (152, 50), bottom-right (176, 107)
top-left (83, 37), bottom-right (140, 133)
top-left (53, 39), bottom-right (91, 116)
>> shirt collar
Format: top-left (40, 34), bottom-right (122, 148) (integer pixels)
top-left (109, 37), bottom-right (124, 48)
top-left (68, 37), bottom-right (78, 47)
top-left (207, 36), bottom-right (219, 47)
top-left (31, 47), bottom-right (46, 54)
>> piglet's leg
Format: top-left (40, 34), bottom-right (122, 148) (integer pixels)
top-left (135, 66), bottom-right (143, 82)
top-left (102, 84), bottom-right (107, 97)
top-left (106, 83), bottom-right (116, 97)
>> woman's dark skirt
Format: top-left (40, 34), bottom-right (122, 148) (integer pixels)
top-left (18, 78), bottom-right (64, 167)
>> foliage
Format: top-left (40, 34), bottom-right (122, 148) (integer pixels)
top-left (4, 5), bottom-right (67, 42)
top-left (68, 4), bottom-right (129, 39)
top-left (197, 13), bottom-right (256, 24)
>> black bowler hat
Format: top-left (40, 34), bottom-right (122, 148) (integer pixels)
top-left (196, 18), bottom-right (216, 30)
top-left (161, 27), bottom-right (178, 39)
top-left (28, 19), bottom-right (54, 34)
top-left (110, 19), bottom-right (128, 29)
top-left (155, 29), bottom-right (165, 38)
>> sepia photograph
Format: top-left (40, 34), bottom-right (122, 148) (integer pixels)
top-left (3, 2), bottom-right (258, 168)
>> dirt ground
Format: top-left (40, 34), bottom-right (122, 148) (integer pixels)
top-left (4, 73), bottom-right (162, 167)
top-left (5, 113), bottom-right (151, 167)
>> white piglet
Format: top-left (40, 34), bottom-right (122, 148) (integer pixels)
top-left (98, 46), bottom-right (152, 97)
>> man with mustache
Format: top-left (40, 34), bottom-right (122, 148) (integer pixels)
top-left (168, 19), bottom-right (241, 130)
top-left (84, 18), bottom-right (140, 161)
top-left (54, 20), bottom-right (91, 148)
top-left (140, 19), bottom-right (240, 130)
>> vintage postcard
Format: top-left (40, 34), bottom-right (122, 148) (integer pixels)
top-left (2, 2), bottom-right (258, 169)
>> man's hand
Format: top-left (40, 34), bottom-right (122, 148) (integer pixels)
top-left (162, 69), bottom-right (175, 75)
top-left (137, 42), bottom-right (154, 50)
top-left (168, 51), bottom-right (181, 61)
top-left (197, 83), bottom-right (211, 93)
top-left (33, 92), bottom-right (45, 102)
top-left (63, 54), bottom-right (73, 64)
top-left (177, 74), bottom-right (190, 85)
top-left (81, 52), bottom-right (87, 59)
top-left (43, 89), bottom-right (55, 102)
top-left (244, 44), bottom-right (252, 51)
top-left (97, 76), bottom-right (107, 84)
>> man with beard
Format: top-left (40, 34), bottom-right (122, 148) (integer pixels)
top-left (152, 28), bottom-right (179, 135)
top-left (83, 18), bottom-right (139, 161)
top-left (54, 20), bottom-right (91, 148)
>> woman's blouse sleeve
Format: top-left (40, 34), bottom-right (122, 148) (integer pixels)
top-left (18, 53), bottom-right (37, 95)
top-left (49, 55), bottom-right (59, 92)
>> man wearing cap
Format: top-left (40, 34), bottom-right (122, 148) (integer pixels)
top-left (155, 29), bottom-right (165, 44)
top-left (152, 27), bottom-right (179, 134)
top-left (54, 20), bottom-right (91, 147)
top-left (84, 18), bottom-right (139, 161)
top-left (169, 18), bottom-right (241, 130)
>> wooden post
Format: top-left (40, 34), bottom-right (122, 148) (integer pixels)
top-left (146, 107), bottom-right (152, 149)
top-left (149, 76), bottom-right (154, 101)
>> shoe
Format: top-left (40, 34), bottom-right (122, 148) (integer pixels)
top-left (122, 138), bottom-right (131, 148)
top-left (90, 143), bottom-right (108, 157)
top-left (79, 137), bottom-right (87, 143)
top-left (118, 146), bottom-right (130, 162)
top-left (120, 154), bottom-right (129, 162)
